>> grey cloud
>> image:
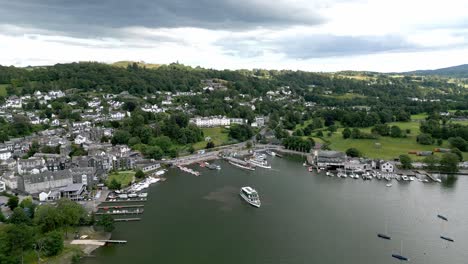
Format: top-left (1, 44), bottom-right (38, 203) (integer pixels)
top-left (0, 0), bottom-right (324, 37)
top-left (216, 34), bottom-right (422, 59)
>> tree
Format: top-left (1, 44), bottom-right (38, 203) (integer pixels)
top-left (111, 130), bottom-right (131, 145)
top-left (56, 199), bottom-right (86, 237)
top-left (7, 224), bottom-right (34, 263)
top-left (346, 148), bottom-right (361, 157)
top-left (448, 137), bottom-right (467, 151)
top-left (440, 153), bottom-right (459, 173)
top-left (135, 169), bottom-right (145, 179)
top-left (206, 141), bottom-right (215, 149)
top-left (342, 128), bottom-right (351, 139)
top-left (451, 148), bottom-right (463, 162)
top-left (246, 141), bottom-right (253, 149)
top-left (188, 145), bottom-right (195, 154)
top-left (417, 134), bottom-right (433, 145)
top-left (6, 196), bottom-right (19, 210)
top-left (34, 204), bottom-right (64, 233)
top-left (423, 155), bottom-right (439, 171)
top-left (9, 207), bottom-right (31, 225)
top-left (38, 231), bottom-right (64, 257)
top-left (316, 130), bottom-right (324, 137)
top-left (390, 125), bottom-right (402, 138)
top-left (98, 215), bottom-right (115, 232)
top-left (108, 178), bottom-right (121, 190)
top-left (399, 155), bottom-right (413, 169)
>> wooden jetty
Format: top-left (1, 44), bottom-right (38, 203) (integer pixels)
top-left (103, 199), bottom-right (147, 203)
top-left (98, 205), bottom-right (144, 209)
top-left (414, 170), bottom-right (438, 182)
top-left (96, 209), bottom-right (144, 215)
top-left (100, 240), bottom-right (128, 244)
top-left (114, 218), bottom-right (141, 222)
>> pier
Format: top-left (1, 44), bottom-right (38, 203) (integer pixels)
top-left (103, 199), bottom-right (147, 203)
top-left (98, 205), bottom-right (145, 209)
top-left (114, 218), bottom-right (141, 222)
top-left (96, 209), bottom-right (144, 215)
top-left (414, 170), bottom-right (438, 182)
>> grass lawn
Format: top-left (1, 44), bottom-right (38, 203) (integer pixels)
top-left (0, 84), bottom-right (8, 97)
top-left (328, 120), bottom-right (468, 160)
top-left (411, 113), bottom-right (428, 120)
top-left (106, 170), bottom-right (135, 187)
top-left (193, 127), bottom-right (230, 150)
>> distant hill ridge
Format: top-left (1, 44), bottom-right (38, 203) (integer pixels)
top-left (111, 61), bottom-right (162, 69)
top-left (405, 64), bottom-right (468, 78)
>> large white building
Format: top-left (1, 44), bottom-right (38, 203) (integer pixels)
top-left (191, 116), bottom-right (231, 127)
top-left (0, 180), bottom-right (5, 192)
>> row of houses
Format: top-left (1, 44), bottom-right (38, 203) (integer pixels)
top-left (189, 116), bottom-right (266, 128)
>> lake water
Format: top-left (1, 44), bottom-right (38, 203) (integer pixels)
top-left (82, 156), bottom-right (468, 264)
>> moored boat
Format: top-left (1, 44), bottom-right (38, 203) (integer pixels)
top-left (378, 233), bottom-right (391, 240)
top-left (440, 236), bottom-right (454, 242)
top-left (248, 158), bottom-right (271, 169)
top-left (229, 161), bottom-right (255, 171)
top-left (239, 186), bottom-right (261, 208)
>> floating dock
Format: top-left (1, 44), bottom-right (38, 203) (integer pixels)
top-left (98, 205), bottom-right (145, 209)
top-left (114, 218), bottom-right (141, 222)
top-left (96, 209), bottom-right (144, 215)
top-left (103, 199), bottom-right (147, 203)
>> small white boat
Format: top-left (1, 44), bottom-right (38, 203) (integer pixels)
top-left (435, 178), bottom-right (442, 183)
top-left (240, 186), bottom-right (261, 208)
top-left (128, 193), bottom-right (138, 198)
top-left (138, 193), bottom-right (148, 198)
top-left (386, 183), bottom-right (392, 187)
top-left (409, 177), bottom-right (415, 181)
top-left (401, 175), bottom-right (409, 181)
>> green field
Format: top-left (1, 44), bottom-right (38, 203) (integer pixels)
top-left (193, 127), bottom-right (230, 150)
top-left (328, 121), bottom-right (468, 160)
top-left (410, 113), bottom-right (428, 120)
top-left (106, 170), bottom-right (135, 187)
top-left (0, 84), bottom-right (8, 97)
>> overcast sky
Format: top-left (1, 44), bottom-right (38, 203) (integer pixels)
top-left (0, 0), bottom-right (467, 72)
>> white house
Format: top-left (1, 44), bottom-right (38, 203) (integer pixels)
top-left (110, 112), bottom-right (126, 121)
top-left (0, 150), bottom-right (11, 160)
top-left (0, 180), bottom-right (5, 192)
top-left (380, 162), bottom-right (395, 173)
top-left (74, 135), bottom-right (88, 145)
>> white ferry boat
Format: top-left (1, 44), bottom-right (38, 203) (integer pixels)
top-left (248, 158), bottom-right (271, 169)
top-left (240, 186), bottom-right (261, 208)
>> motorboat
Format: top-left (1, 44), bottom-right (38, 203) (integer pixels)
top-left (239, 186), bottom-right (261, 208)
top-left (386, 183), bottom-right (392, 187)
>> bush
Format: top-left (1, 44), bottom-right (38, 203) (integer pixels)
top-left (448, 137), bottom-right (467, 151)
top-left (346, 148), bottom-right (361, 157)
top-left (206, 141), bottom-right (215, 149)
top-left (108, 179), bottom-right (121, 190)
top-left (342, 128), bottom-right (351, 139)
top-left (417, 133), bottom-right (433, 145)
top-left (399, 154), bottom-right (413, 169)
top-left (39, 231), bottom-right (64, 257)
top-left (135, 170), bottom-right (145, 179)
